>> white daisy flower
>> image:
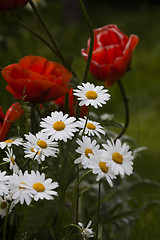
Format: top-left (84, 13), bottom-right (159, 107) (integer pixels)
top-left (8, 171), bottom-right (34, 206)
top-left (73, 82), bottom-right (110, 108)
top-left (40, 111), bottom-right (78, 142)
top-left (102, 139), bottom-right (134, 177)
top-left (24, 131), bottom-right (59, 163)
top-left (0, 171), bottom-right (9, 196)
top-left (74, 136), bottom-right (102, 169)
top-left (3, 148), bottom-right (19, 173)
top-left (88, 152), bottom-right (116, 187)
top-left (78, 220), bottom-right (94, 239)
top-left (0, 196), bottom-right (15, 218)
top-left (27, 171), bottom-right (59, 201)
top-left (0, 138), bottom-right (23, 149)
top-left (78, 117), bottom-right (105, 138)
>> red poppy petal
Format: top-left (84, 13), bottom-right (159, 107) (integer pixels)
top-left (0, 103), bottom-right (24, 141)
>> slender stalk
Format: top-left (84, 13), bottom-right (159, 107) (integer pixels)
top-left (76, 164), bottom-right (79, 224)
top-left (77, 0), bottom-right (94, 83)
top-left (81, 105), bottom-right (90, 137)
top-left (69, 170), bottom-right (92, 224)
top-left (29, 0), bottom-right (66, 66)
top-left (96, 180), bottom-right (101, 240)
top-left (114, 80), bottom-right (129, 142)
top-left (3, 202), bottom-right (11, 240)
top-left (10, 10), bottom-right (58, 56)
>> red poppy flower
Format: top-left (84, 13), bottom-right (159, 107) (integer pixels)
top-left (0, 0), bottom-right (29, 12)
top-left (81, 24), bottom-right (139, 87)
top-left (54, 89), bottom-right (88, 117)
top-left (0, 103), bottom-right (24, 141)
top-left (1, 56), bottom-right (72, 103)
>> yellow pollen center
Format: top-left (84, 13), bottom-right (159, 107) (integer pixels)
top-left (10, 156), bottom-right (15, 165)
top-left (19, 183), bottom-right (26, 190)
top-left (30, 148), bottom-right (35, 152)
top-left (112, 152), bottom-right (123, 164)
top-left (85, 90), bottom-right (97, 99)
top-left (99, 161), bottom-right (109, 173)
top-left (37, 140), bottom-right (47, 149)
top-left (53, 121), bottom-right (65, 131)
top-left (0, 201), bottom-right (7, 209)
top-left (33, 182), bottom-right (45, 192)
top-left (87, 123), bottom-right (96, 130)
top-left (4, 139), bottom-right (14, 143)
top-left (85, 148), bottom-right (94, 158)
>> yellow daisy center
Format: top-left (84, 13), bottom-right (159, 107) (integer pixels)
top-left (85, 148), bottom-right (94, 158)
top-left (4, 139), bottom-right (14, 143)
top-left (0, 201), bottom-right (7, 209)
top-left (85, 90), bottom-right (97, 99)
top-left (19, 183), bottom-right (26, 189)
top-left (37, 140), bottom-right (47, 149)
top-left (99, 161), bottom-right (109, 173)
top-left (30, 148), bottom-right (40, 155)
top-left (53, 121), bottom-right (65, 131)
top-left (87, 123), bottom-right (96, 130)
top-left (33, 182), bottom-right (45, 192)
top-left (10, 156), bottom-right (15, 165)
top-left (112, 152), bottom-right (123, 164)
top-left (30, 148), bottom-right (35, 152)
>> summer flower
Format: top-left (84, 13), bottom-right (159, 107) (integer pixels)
top-left (24, 131), bottom-right (59, 163)
top-left (88, 152), bottom-right (116, 187)
top-left (0, 196), bottom-right (15, 218)
top-left (3, 148), bottom-right (19, 173)
top-left (0, 103), bottom-right (24, 142)
top-left (40, 111), bottom-right (78, 142)
top-left (81, 24), bottom-right (139, 87)
top-left (0, 171), bottom-right (9, 196)
top-left (1, 56), bottom-right (72, 102)
top-left (27, 171), bottom-right (59, 201)
top-left (77, 117), bottom-right (105, 138)
top-left (0, 137), bottom-right (23, 149)
top-left (73, 82), bottom-right (110, 108)
top-left (78, 220), bottom-right (94, 239)
top-left (102, 139), bottom-right (134, 177)
top-left (74, 136), bottom-right (102, 169)
top-left (9, 171), bottom-right (34, 205)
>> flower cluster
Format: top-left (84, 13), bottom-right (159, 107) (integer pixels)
top-left (0, 13), bottom-right (139, 237)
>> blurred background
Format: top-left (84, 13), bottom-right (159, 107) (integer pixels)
top-left (0, 0), bottom-right (160, 239)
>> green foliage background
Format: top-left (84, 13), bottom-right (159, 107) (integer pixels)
top-left (0, 0), bottom-right (160, 239)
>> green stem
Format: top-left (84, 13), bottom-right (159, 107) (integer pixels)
top-left (96, 180), bottom-right (101, 240)
top-left (3, 202), bottom-right (11, 240)
top-left (77, 0), bottom-right (94, 83)
top-left (114, 80), bottom-right (129, 142)
top-left (81, 105), bottom-right (90, 137)
top-left (10, 10), bottom-right (58, 56)
top-left (69, 170), bottom-right (92, 224)
top-left (29, 0), bottom-right (66, 66)
top-left (76, 165), bottom-right (79, 225)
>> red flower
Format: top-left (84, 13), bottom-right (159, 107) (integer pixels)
top-left (81, 24), bottom-right (139, 87)
top-left (0, 0), bottom-right (29, 12)
top-left (1, 56), bottom-right (72, 103)
top-left (54, 89), bottom-right (88, 117)
top-left (0, 103), bottom-right (24, 141)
